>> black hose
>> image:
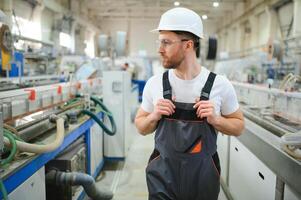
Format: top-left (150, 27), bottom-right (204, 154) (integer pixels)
top-left (81, 109), bottom-right (116, 136)
top-left (46, 170), bottom-right (113, 200)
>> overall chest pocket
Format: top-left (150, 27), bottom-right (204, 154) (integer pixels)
top-left (165, 119), bottom-right (209, 153)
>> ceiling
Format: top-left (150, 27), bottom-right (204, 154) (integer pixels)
top-left (86, 0), bottom-right (246, 21)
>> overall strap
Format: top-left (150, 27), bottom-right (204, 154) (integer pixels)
top-left (162, 70), bottom-right (172, 100)
top-left (200, 72), bottom-right (216, 100)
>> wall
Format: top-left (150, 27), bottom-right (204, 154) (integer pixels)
top-left (216, 0), bottom-right (297, 56)
top-left (41, 8), bottom-right (54, 44)
top-left (98, 18), bottom-right (217, 57)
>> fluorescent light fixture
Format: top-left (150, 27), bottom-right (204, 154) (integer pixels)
top-left (213, 2), bottom-right (219, 7)
top-left (174, 1), bottom-right (180, 6)
top-left (202, 15), bottom-right (208, 20)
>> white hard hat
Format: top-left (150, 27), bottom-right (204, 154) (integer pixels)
top-left (151, 7), bottom-right (204, 39)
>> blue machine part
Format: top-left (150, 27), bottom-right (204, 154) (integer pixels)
top-left (0, 51), bottom-right (24, 77)
top-left (9, 51), bottom-right (24, 77)
top-left (132, 79), bottom-right (146, 102)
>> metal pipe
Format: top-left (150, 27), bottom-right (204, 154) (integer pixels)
top-left (242, 108), bottom-right (288, 137)
top-left (46, 170), bottom-right (113, 200)
top-left (18, 119), bottom-right (56, 141)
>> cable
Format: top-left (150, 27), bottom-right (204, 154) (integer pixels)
top-left (1, 131), bottom-right (17, 167)
top-left (81, 109), bottom-right (116, 136)
top-left (3, 124), bottom-right (19, 136)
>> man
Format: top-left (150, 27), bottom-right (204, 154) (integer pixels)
top-left (135, 7), bottom-right (244, 200)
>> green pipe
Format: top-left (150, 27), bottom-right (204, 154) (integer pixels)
top-left (81, 109), bottom-right (116, 136)
top-left (1, 131), bottom-right (17, 167)
top-left (0, 178), bottom-right (8, 200)
top-left (75, 94), bottom-right (116, 135)
top-left (4, 129), bottom-right (24, 141)
top-left (90, 96), bottom-right (112, 117)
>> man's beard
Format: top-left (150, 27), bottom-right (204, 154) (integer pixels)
top-left (161, 54), bottom-right (184, 69)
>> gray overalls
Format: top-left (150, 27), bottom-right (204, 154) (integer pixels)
top-left (146, 70), bottom-right (221, 200)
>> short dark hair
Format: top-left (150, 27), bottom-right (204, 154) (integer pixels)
top-left (172, 31), bottom-right (200, 58)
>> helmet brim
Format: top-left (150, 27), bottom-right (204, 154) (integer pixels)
top-left (149, 28), bottom-right (204, 39)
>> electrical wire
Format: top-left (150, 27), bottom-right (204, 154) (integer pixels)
top-left (3, 124), bottom-right (19, 136)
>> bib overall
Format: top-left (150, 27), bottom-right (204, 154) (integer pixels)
top-left (146, 70), bottom-right (220, 200)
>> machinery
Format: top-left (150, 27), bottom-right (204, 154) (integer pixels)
top-left (215, 78), bottom-right (301, 200)
top-left (0, 73), bottom-right (117, 200)
top-left (281, 132), bottom-right (301, 160)
top-left (46, 137), bottom-right (87, 200)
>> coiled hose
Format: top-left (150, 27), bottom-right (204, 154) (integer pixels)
top-left (1, 131), bottom-right (17, 167)
top-left (90, 96), bottom-right (113, 117)
top-left (81, 109), bottom-right (116, 136)
top-left (0, 131), bottom-right (17, 200)
top-left (76, 95), bottom-right (116, 136)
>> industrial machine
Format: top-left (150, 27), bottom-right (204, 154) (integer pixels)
top-left (0, 72), bottom-right (117, 200)
top-left (215, 79), bottom-right (301, 200)
top-left (46, 137), bottom-right (87, 200)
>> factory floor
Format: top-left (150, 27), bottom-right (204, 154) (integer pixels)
top-left (90, 133), bottom-right (228, 200)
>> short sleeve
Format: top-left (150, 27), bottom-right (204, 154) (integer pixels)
top-left (220, 77), bottom-right (239, 115)
top-left (140, 78), bottom-right (154, 113)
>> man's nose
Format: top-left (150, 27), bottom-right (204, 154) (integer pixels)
top-left (158, 46), bottom-right (165, 54)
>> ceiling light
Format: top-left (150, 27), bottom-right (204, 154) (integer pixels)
top-left (202, 15), bottom-right (208, 20)
top-left (213, 2), bottom-right (219, 7)
top-left (174, 1), bottom-right (180, 6)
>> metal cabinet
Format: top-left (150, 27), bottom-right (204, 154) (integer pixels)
top-left (217, 133), bottom-right (229, 182)
top-left (284, 185), bottom-right (301, 200)
top-left (229, 137), bottom-right (276, 200)
top-left (8, 167), bottom-right (46, 200)
top-left (90, 123), bottom-right (104, 177)
top-left (103, 71), bottom-right (131, 159)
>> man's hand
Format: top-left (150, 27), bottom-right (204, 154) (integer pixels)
top-left (193, 99), bottom-right (218, 125)
top-left (149, 99), bottom-right (176, 121)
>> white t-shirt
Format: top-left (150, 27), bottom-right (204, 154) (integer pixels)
top-left (141, 67), bottom-right (239, 116)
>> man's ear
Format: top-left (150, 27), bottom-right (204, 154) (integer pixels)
top-left (185, 40), bottom-right (194, 50)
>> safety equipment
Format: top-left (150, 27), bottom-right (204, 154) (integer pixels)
top-left (151, 7), bottom-right (204, 39)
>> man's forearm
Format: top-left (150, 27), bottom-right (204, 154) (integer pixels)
top-left (212, 116), bottom-right (244, 136)
top-left (135, 114), bottom-right (159, 135)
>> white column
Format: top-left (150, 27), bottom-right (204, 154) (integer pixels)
top-left (293, 0), bottom-right (301, 36)
top-left (1, 0), bottom-right (13, 28)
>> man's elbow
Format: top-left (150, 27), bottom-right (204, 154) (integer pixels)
top-left (134, 118), bottom-right (148, 136)
top-left (233, 120), bottom-right (245, 136)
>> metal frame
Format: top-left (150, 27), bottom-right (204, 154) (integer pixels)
top-left (238, 118), bottom-right (301, 198)
top-left (0, 112), bottom-right (104, 200)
